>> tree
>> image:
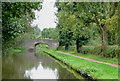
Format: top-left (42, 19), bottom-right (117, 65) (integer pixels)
top-left (56, 2), bottom-right (90, 52)
top-left (2, 2), bottom-right (42, 55)
top-left (100, 10), bottom-right (119, 45)
top-left (56, 2), bottom-right (119, 54)
top-left (56, 2), bottom-right (76, 50)
top-left (34, 25), bottom-right (41, 36)
top-left (2, 2), bottom-right (42, 42)
top-left (87, 2), bottom-right (118, 56)
top-left (41, 28), bottom-right (59, 40)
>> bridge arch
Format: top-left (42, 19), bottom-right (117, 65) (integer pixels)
top-left (27, 39), bottom-right (59, 55)
top-left (35, 42), bottom-right (49, 47)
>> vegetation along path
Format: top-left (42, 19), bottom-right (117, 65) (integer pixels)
top-left (54, 51), bottom-right (120, 68)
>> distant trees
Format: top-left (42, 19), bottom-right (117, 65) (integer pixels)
top-left (41, 28), bottom-right (59, 40)
top-left (34, 25), bottom-right (41, 36)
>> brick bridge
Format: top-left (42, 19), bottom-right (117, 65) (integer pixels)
top-left (26, 39), bottom-right (59, 55)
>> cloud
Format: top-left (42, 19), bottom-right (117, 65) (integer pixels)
top-left (31, 0), bottom-right (58, 30)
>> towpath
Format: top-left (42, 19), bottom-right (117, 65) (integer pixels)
top-left (55, 51), bottom-right (120, 68)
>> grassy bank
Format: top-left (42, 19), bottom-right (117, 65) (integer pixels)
top-left (56, 50), bottom-right (118, 65)
top-left (44, 49), bottom-right (118, 79)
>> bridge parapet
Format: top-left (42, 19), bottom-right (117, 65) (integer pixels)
top-left (26, 39), bottom-right (59, 55)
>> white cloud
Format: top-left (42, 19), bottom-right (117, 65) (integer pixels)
top-left (31, 0), bottom-right (58, 30)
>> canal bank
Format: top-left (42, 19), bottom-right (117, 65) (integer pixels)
top-left (43, 49), bottom-right (119, 79)
top-left (44, 51), bottom-right (93, 80)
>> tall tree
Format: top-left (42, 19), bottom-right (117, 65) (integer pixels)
top-left (56, 2), bottom-right (90, 52)
top-left (87, 2), bottom-right (118, 56)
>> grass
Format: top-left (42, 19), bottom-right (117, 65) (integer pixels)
top-left (47, 54), bottom-right (84, 79)
top-left (56, 50), bottom-right (118, 65)
top-left (44, 49), bottom-right (119, 79)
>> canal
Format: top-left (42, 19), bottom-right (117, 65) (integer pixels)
top-left (2, 47), bottom-right (83, 80)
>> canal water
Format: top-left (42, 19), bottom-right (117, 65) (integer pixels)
top-left (2, 49), bottom-right (83, 80)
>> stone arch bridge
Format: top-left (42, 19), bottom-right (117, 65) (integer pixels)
top-left (26, 39), bottom-right (59, 54)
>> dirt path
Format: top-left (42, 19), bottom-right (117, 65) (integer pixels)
top-left (55, 51), bottom-right (120, 68)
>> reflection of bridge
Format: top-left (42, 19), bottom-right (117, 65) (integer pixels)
top-left (26, 39), bottom-right (59, 54)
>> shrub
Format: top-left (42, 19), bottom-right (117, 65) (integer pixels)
top-left (78, 45), bottom-right (118, 58)
top-left (79, 46), bottom-right (98, 54)
top-left (68, 46), bottom-right (76, 51)
top-left (104, 46), bottom-right (118, 58)
top-left (57, 46), bottom-right (65, 50)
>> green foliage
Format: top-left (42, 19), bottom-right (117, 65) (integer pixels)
top-left (27, 25), bottom-right (41, 39)
top-left (2, 2), bottom-right (42, 55)
top-left (34, 25), bottom-right (41, 36)
top-left (79, 46), bottom-right (101, 55)
top-left (55, 2), bottom-right (119, 56)
top-left (2, 33), bottom-right (27, 55)
top-left (7, 47), bottom-right (26, 55)
top-left (36, 43), bottom-right (49, 57)
top-left (41, 28), bottom-right (59, 40)
top-left (100, 10), bottom-right (119, 44)
top-left (56, 2), bottom-right (91, 51)
top-left (2, 2), bottom-right (42, 41)
top-left (78, 46), bottom-right (118, 58)
top-left (104, 46), bottom-right (119, 58)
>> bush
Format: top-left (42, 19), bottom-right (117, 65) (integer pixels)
top-left (78, 46), bottom-right (118, 58)
top-left (93, 46), bottom-right (101, 55)
top-left (79, 46), bottom-right (101, 55)
top-left (68, 46), bottom-right (76, 51)
top-left (104, 46), bottom-right (118, 58)
top-left (57, 46), bottom-right (65, 50)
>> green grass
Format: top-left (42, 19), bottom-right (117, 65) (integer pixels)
top-left (57, 50), bottom-right (118, 65)
top-left (44, 49), bottom-right (119, 79)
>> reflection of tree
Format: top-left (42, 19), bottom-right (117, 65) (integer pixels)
top-left (2, 54), bottom-right (37, 79)
top-left (3, 50), bottom-right (81, 79)
top-left (40, 53), bottom-right (77, 79)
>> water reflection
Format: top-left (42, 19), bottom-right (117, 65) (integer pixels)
top-left (2, 54), bottom-right (37, 79)
top-left (24, 62), bottom-right (58, 79)
top-left (2, 50), bottom-right (82, 79)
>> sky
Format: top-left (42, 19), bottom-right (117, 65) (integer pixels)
top-left (31, 0), bottom-right (58, 30)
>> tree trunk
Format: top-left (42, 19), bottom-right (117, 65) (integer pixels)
top-left (76, 38), bottom-right (80, 53)
top-left (101, 26), bottom-right (108, 57)
top-left (65, 43), bottom-right (69, 50)
top-left (94, 14), bottom-right (108, 57)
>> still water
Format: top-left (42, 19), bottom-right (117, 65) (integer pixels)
top-left (2, 50), bottom-right (83, 79)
